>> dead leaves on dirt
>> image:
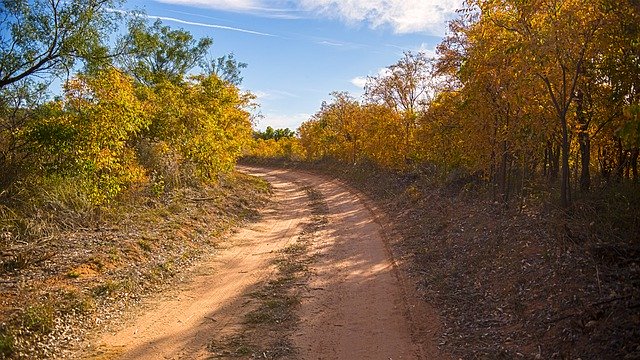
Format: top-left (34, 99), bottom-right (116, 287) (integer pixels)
top-left (295, 161), bottom-right (639, 360)
top-left (0, 173), bottom-right (270, 359)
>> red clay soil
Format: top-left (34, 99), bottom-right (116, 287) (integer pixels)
top-left (81, 166), bottom-right (445, 359)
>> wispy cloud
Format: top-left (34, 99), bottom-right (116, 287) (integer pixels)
top-left (155, 0), bottom-right (305, 19)
top-left (253, 89), bottom-right (300, 100)
top-left (312, 37), bottom-right (371, 50)
top-left (318, 40), bottom-right (345, 47)
top-left (108, 8), bottom-right (275, 36)
top-left (154, 0), bottom-right (464, 34)
top-left (147, 15), bottom-right (275, 36)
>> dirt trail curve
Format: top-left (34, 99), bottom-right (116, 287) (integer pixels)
top-left (84, 166), bottom-right (444, 359)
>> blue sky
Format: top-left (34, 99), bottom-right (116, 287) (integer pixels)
top-left (119, 0), bottom-right (464, 131)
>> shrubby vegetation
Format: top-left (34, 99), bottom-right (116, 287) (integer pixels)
top-left (0, 3), bottom-right (254, 208)
top-left (258, 0), bottom-right (640, 209)
top-left (0, 1), bottom-right (258, 357)
top-left (246, 126), bottom-right (304, 161)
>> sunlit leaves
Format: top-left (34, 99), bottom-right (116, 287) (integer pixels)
top-left (298, 0), bottom-right (639, 205)
top-left (24, 63), bottom-right (253, 203)
top-left (30, 69), bottom-right (148, 203)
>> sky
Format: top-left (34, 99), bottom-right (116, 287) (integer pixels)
top-left (119, 0), bottom-right (465, 131)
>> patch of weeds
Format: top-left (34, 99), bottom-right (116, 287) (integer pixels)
top-left (209, 334), bottom-right (255, 358)
top-left (22, 304), bottom-right (55, 334)
top-left (88, 256), bottom-right (106, 271)
top-left (147, 260), bottom-right (177, 283)
top-left (244, 310), bottom-right (272, 325)
top-left (158, 260), bottom-right (174, 274)
top-left (243, 174), bottom-right (271, 194)
top-left (1, 253), bottom-right (30, 273)
top-left (245, 294), bottom-right (300, 326)
top-left (137, 239), bottom-right (152, 252)
top-left (178, 249), bottom-right (198, 264)
top-left (168, 202), bottom-right (183, 214)
top-left (107, 247), bottom-right (121, 263)
top-left (275, 258), bottom-right (307, 275)
top-left (92, 280), bottom-right (120, 297)
top-left (280, 242), bottom-right (306, 255)
top-left (58, 289), bottom-right (95, 315)
top-left (66, 270), bottom-right (81, 278)
top-left (0, 330), bottom-right (14, 358)
top-left (302, 186), bottom-right (329, 215)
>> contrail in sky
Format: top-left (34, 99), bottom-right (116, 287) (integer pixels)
top-left (107, 9), bottom-right (276, 37)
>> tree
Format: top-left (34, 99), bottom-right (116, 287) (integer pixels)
top-left (206, 53), bottom-right (247, 86)
top-left (255, 126), bottom-right (295, 141)
top-left (365, 51), bottom-right (433, 115)
top-left (29, 69), bottom-right (148, 202)
top-left (475, 0), bottom-right (607, 207)
top-left (0, 0), bottom-right (120, 89)
top-left (365, 51), bottom-right (435, 157)
top-left (145, 73), bottom-right (253, 179)
top-left (119, 19), bottom-right (212, 85)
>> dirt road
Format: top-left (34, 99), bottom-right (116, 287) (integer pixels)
top-left (86, 167), bottom-right (443, 359)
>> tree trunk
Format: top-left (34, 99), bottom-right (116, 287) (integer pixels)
top-left (615, 138), bottom-right (627, 182)
top-left (501, 140), bottom-right (509, 203)
top-left (543, 144), bottom-right (548, 177)
top-left (560, 114), bottom-right (571, 208)
top-left (631, 148), bottom-right (639, 182)
top-left (576, 90), bottom-right (591, 192)
top-left (599, 145), bottom-right (611, 182)
top-left (550, 140), bottom-right (560, 183)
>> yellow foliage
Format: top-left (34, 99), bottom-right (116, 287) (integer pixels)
top-left (147, 74), bottom-right (253, 180)
top-left (247, 137), bottom-right (305, 160)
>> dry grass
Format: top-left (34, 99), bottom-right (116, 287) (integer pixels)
top-left (0, 171), bottom-right (270, 359)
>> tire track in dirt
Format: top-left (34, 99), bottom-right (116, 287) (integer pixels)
top-left (83, 166), bottom-right (444, 359)
top-left (248, 167), bottom-right (444, 360)
top-left (84, 168), bottom-right (313, 359)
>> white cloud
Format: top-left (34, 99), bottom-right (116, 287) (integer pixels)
top-left (351, 67), bottom-right (391, 89)
top-left (298, 0), bottom-right (464, 34)
top-left (153, 0), bottom-right (464, 34)
top-left (416, 43), bottom-right (438, 58)
top-left (350, 76), bottom-right (367, 88)
top-left (256, 112), bottom-right (310, 131)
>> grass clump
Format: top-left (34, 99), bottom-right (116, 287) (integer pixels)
top-left (22, 305), bottom-right (55, 334)
top-left (0, 331), bottom-right (15, 358)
